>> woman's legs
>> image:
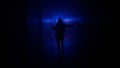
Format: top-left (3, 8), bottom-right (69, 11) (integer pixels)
top-left (61, 34), bottom-right (64, 58)
top-left (56, 39), bottom-right (61, 56)
top-left (56, 34), bottom-right (64, 57)
top-left (61, 39), bottom-right (64, 57)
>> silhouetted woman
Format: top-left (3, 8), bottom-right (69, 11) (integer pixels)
top-left (51, 18), bottom-right (74, 56)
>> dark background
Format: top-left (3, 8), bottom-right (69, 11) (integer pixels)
top-left (7, 0), bottom-right (112, 67)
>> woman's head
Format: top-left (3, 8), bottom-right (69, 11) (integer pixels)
top-left (58, 18), bottom-right (63, 23)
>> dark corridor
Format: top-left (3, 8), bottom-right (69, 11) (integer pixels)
top-left (7, 0), bottom-right (111, 68)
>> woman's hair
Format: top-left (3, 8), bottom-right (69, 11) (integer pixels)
top-left (58, 18), bottom-right (63, 23)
